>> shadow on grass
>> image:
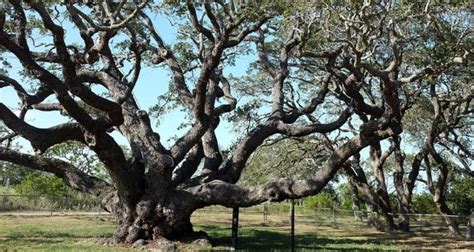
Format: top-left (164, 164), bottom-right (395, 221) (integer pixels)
top-left (1, 230), bottom-right (111, 247)
top-left (4, 230), bottom-right (110, 239)
top-left (198, 225), bottom-right (402, 251)
top-left (1, 236), bottom-right (68, 247)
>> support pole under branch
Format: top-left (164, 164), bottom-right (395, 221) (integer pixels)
top-left (290, 199), bottom-right (295, 252)
top-left (232, 207), bottom-right (239, 250)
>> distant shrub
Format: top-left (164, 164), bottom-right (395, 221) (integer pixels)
top-left (10, 173), bottom-right (99, 211)
top-left (412, 193), bottom-right (436, 214)
top-left (305, 191), bottom-right (335, 209)
top-left (448, 176), bottom-right (474, 216)
top-left (14, 173), bottom-right (68, 200)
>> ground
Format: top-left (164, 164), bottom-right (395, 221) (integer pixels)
top-left (0, 207), bottom-right (472, 251)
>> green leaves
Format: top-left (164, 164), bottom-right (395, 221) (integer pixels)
top-left (14, 173), bottom-right (68, 199)
top-left (448, 176), bottom-right (474, 215)
top-left (412, 193), bottom-right (437, 214)
top-left (45, 141), bottom-right (109, 180)
top-left (306, 191), bottom-right (336, 209)
top-left (239, 137), bottom-right (328, 187)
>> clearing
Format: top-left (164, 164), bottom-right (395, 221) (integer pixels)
top-left (0, 208), bottom-right (472, 251)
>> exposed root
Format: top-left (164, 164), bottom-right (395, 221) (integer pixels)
top-left (147, 236), bottom-right (177, 251)
top-left (178, 230), bottom-right (212, 247)
top-left (128, 232), bottom-right (212, 251)
top-left (106, 218), bottom-right (212, 250)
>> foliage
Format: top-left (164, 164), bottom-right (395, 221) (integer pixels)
top-left (13, 173), bottom-right (68, 200)
top-left (447, 176), bottom-right (474, 216)
top-left (412, 193), bottom-right (437, 214)
top-left (0, 162), bottom-right (28, 186)
top-left (336, 183), bottom-right (366, 211)
top-left (45, 141), bottom-right (109, 180)
top-left (240, 138), bottom-right (329, 186)
top-left (305, 191), bottom-right (336, 209)
top-left (11, 171), bottom-right (99, 209)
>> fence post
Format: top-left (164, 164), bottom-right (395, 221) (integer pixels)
top-left (420, 214), bottom-right (423, 232)
top-left (263, 203), bottom-right (268, 223)
top-left (231, 207), bottom-right (239, 250)
top-left (290, 199), bottom-right (295, 252)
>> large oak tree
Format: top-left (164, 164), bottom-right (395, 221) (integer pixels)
top-left (0, 0), bottom-right (471, 246)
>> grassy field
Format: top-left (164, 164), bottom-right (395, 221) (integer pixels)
top-left (0, 209), bottom-right (472, 251)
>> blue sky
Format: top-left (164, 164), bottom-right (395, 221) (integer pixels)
top-left (0, 11), bottom-right (255, 151)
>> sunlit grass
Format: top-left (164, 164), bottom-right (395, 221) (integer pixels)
top-left (0, 209), bottom-right (471, 251)
top-left (0, 215), bottom-right (123, 251)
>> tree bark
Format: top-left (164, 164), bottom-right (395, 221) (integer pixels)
top-left (426, 151), bottom-right (462, 236)
top-left (370, 144), bottom-right (396, 231)
top-left (100, 190), bottom-right (211, 247)
top-left (350, 183), bottom-right (363, 221)
top-left (392, 137), bottom-right (410, 231)
top-left (344, 163), bottom-right (383, 230)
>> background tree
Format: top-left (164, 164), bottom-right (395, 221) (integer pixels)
top-left (44, 141), bottom-right (111, 180)
top-left (447, 176), bottom-right (474, 216)
top-left (411, 193), bottom-right (437, 214)
top-left (240, 137), bottom-right (329, 187)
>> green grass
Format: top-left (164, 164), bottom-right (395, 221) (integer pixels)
top-left (196, 225), bottom-right (401, 251)
top-left (193, 209), bottom-right (472, 251)
top-left (0, 210), bottom-right (471, 251)
top-left (0, 215), bottom-right (122, 251)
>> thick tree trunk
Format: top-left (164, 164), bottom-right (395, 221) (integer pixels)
top-left (350, 184), bottom-right (363, 221)
top-left (103, 192), bottom-right (211, 249)
top-left (425, 153), bottom-right (462, 237)
top-left (344, 164), bottom-right (383, 230)
top-left (433, 197), bottom-right (461, 237)
top-left (392, 137), bottom-right (410, 232)
top-left (370, 145), bottom-right (396, 231)
top-left (373, 181), bottom-right (395, 231)
top-left (396, 202), bottom-right (410, 231)
top-left (431, 168), bottom-right (461, 237)
top-left (396, 148), bottom-right (425, 233)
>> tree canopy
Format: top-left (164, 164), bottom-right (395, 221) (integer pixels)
top-left (0, 0), bottom-right (472, 245)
